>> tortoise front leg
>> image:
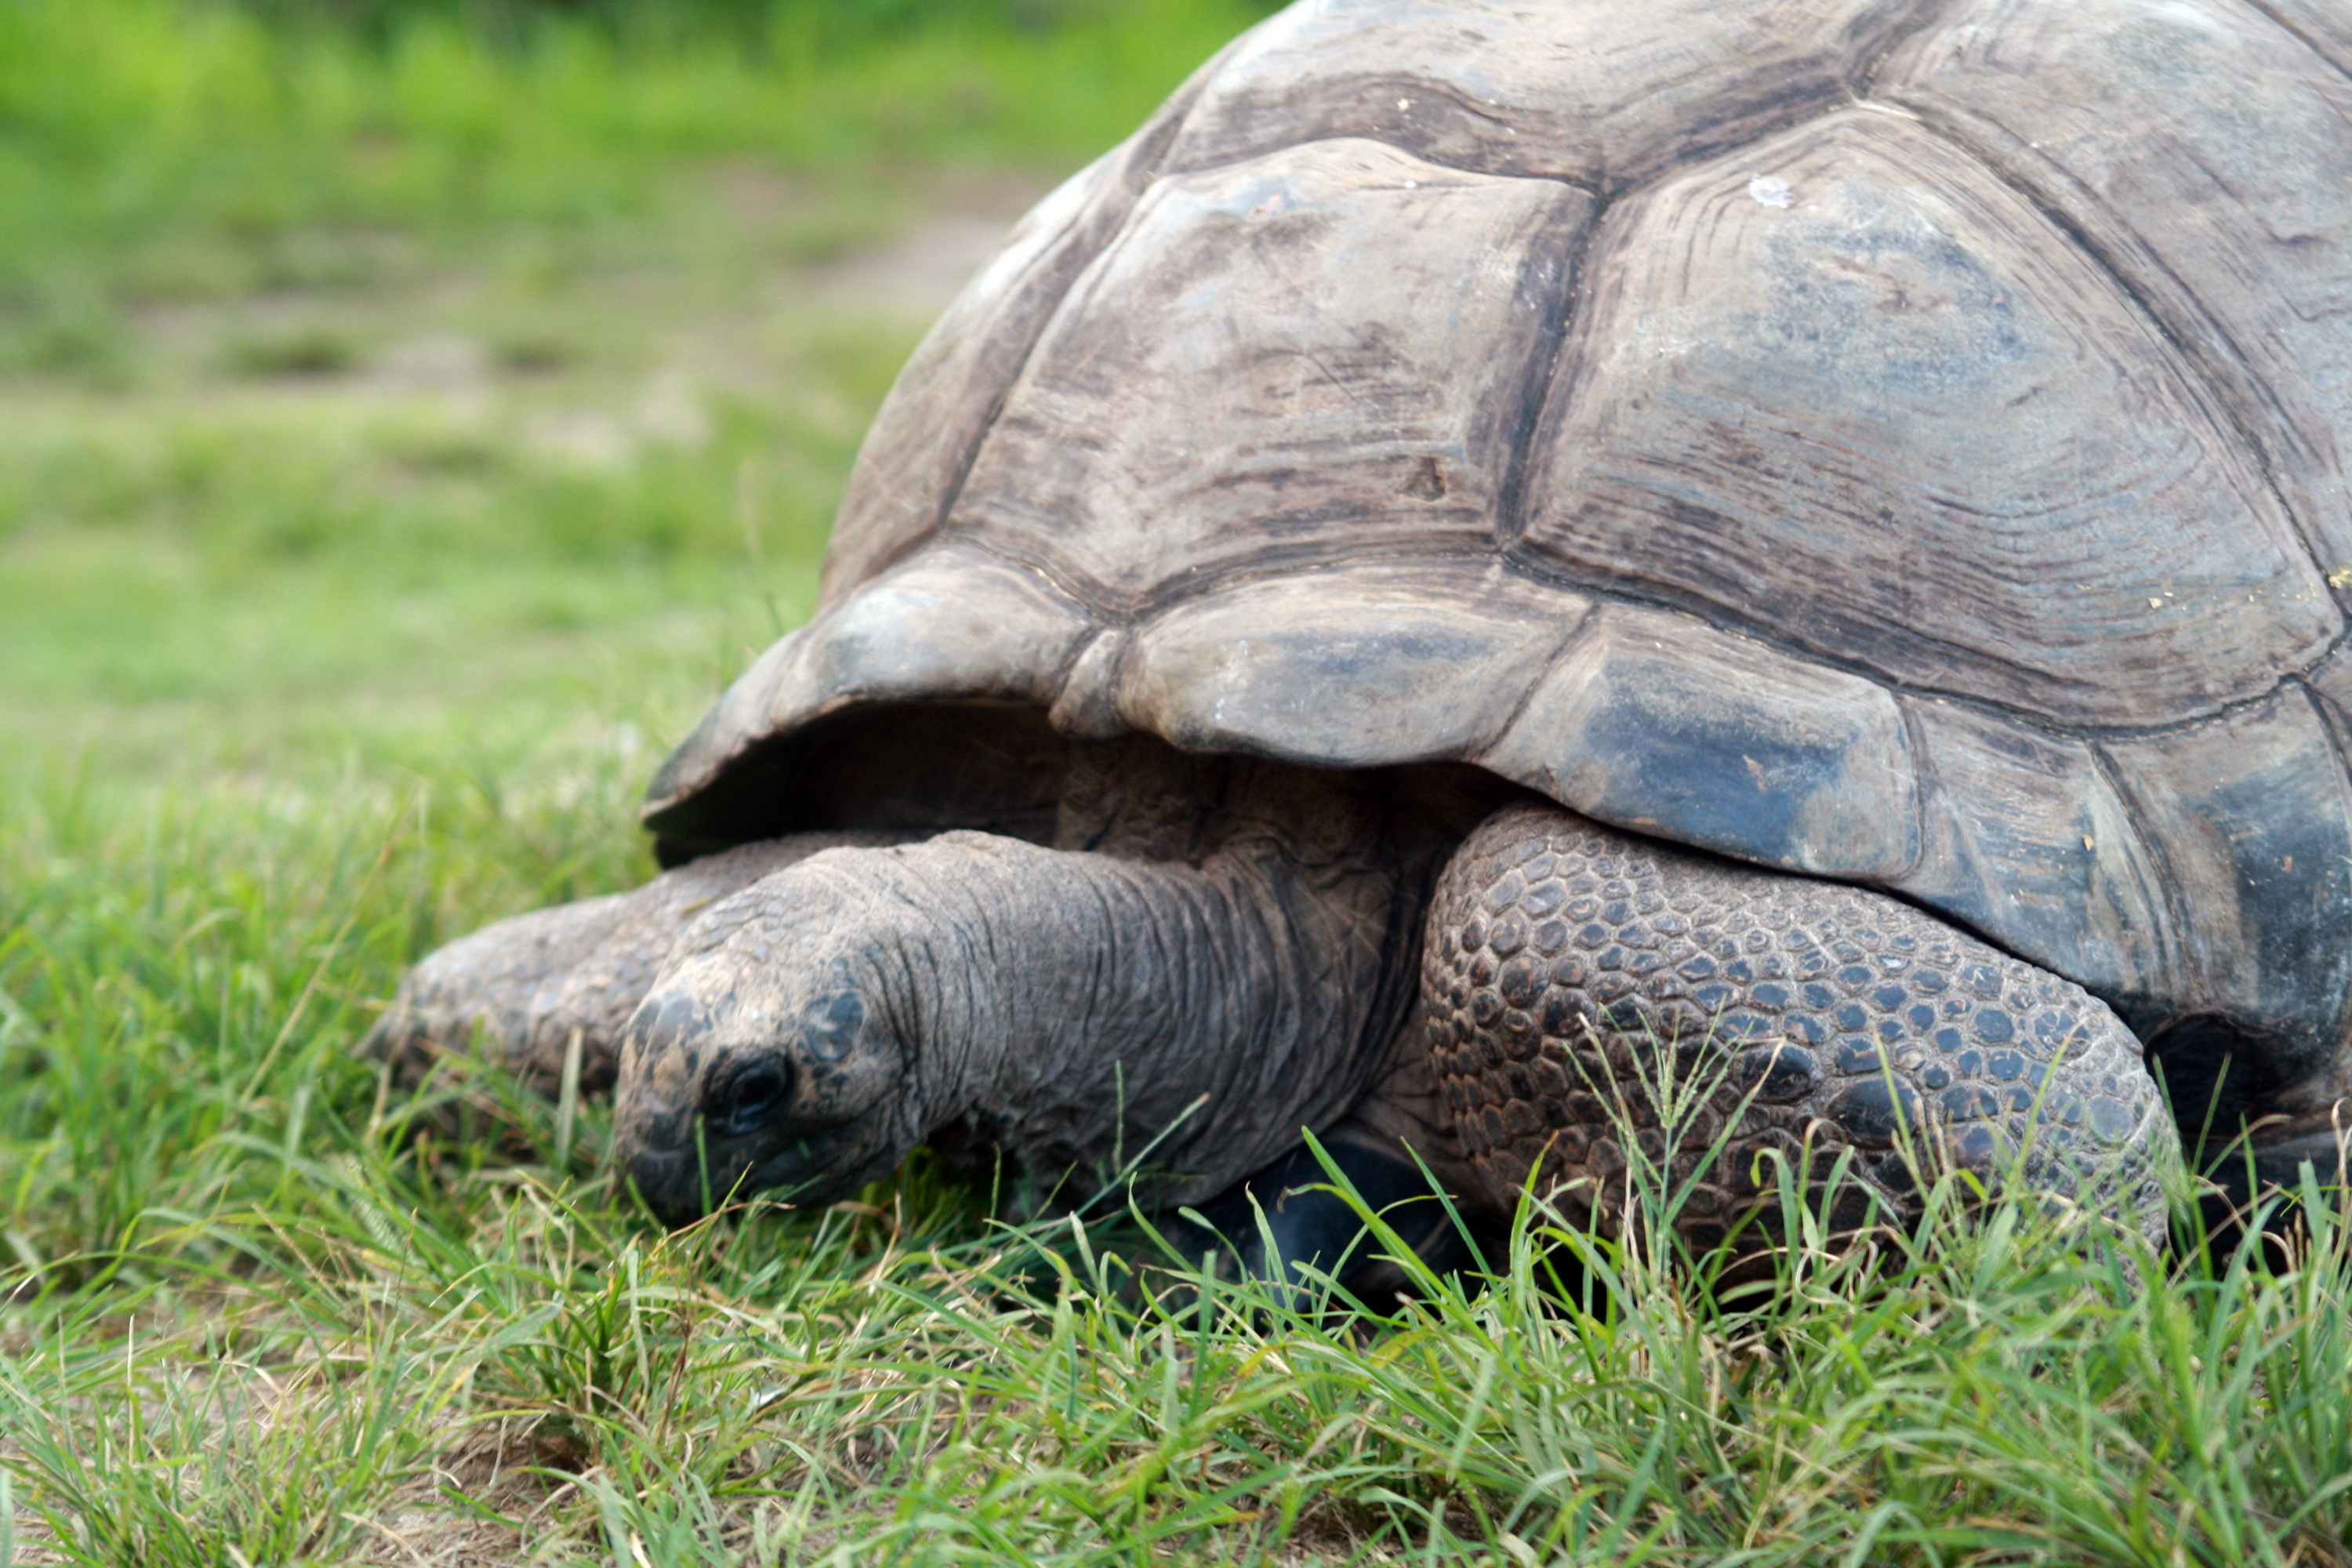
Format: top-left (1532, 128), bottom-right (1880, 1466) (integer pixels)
top-left (1422, 803), bottom-right (2179, 1253)
top-left (362, 830), bottom-right (918, 1096)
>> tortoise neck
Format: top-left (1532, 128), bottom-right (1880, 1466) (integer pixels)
top-left (879, 826), bottom-right (1413, 1207)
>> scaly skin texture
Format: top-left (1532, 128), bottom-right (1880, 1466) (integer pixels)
top-left (1422, 803), bottom-right (2178, 1249)
top-left (361, 831), bottom-right (917, 1095)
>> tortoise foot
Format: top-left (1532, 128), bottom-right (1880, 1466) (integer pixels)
top-left (363, 832), bottom-right (916, 1095)
top-left (1175, 1117), bottom-right (1499, 1306)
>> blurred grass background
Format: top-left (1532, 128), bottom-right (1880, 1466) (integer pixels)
top-left (1, 0), bottom-right (1254, 358)
top-left (0, 0), bottom-right (1265, 775)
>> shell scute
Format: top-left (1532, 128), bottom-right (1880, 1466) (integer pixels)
top-left (2099, 686), bottom-right (2352, 1075)
top-left (1479, 603), bottom-right (1919, 880)
top-left (947, 138), bottom-right (1592, 605)
top-left (1515, 109), bottom-right (2337, 728)
top-left (1893, 698), bottom-right (2175, 1025)
top-left (1883, 0), bottom-right (2352, 583)
top-left (1102, 559), bottom-right (1581, 767)
top-left (646, 546), bottom-right (1092, 817)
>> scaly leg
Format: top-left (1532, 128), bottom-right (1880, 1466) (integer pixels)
top-left (1421, 802), bottom-right (2179, 1252)
top-left (362, 831), bottom-right (917, 1095)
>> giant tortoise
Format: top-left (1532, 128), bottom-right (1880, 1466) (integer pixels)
top-left (368, 0), bottom-right (2352, 1272)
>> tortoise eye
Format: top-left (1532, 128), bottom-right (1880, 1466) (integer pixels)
top-left (706, 1057), bottom-right (793, 1139)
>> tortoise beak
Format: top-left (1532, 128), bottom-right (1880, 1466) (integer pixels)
top-left (616, 1120), bottom-right (835, 1229)
top-left (612, 986), bottom-right (745, 1226)
top-left (618, 1142), bottom-right (708, 1230)
top-left (615, 988), bottom-right (829, 1226)
top-left (614, 1086), bottom-right (790, 1229)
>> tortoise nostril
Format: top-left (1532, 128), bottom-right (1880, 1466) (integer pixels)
top-left (706, 1057), bottom-right (792, 1140)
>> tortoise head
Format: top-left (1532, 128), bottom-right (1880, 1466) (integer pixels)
top-left (612, 867), bottom-right (920, 1227)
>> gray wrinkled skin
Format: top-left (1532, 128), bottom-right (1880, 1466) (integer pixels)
top-left (613, 803), bottom-right (1413, 1225)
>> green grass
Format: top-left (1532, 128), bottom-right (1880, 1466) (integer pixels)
top-left (8, 819), bottom-right (2352, 1568)
top-left (9, 2), bottom-right (2352, 1563)
top-left (0, 0), bottom-right (1268, 377)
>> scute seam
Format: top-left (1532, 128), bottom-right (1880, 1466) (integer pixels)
top-left (2295, 669), bottom-right (2352, 858)
top-left (1496, 542), bottom-right (2352, 745)
top-left (2085, 739), bottom-right (2199, 1021)
top-left (946, 526), bottom-right (1529, 623)
top-left (1849, 0), bottom-right (1962, 98)
top-left (1889, 695), bottom-right (1937, 883)
top-left (1490, 196), bottom-right (1606, 562)
top-left (1154, 136), bottom-right (1602, 196)
top-left (1602, 0), bottom-right (1957, 201)
top-left (1465, 597), bottom-right (1599, 765)
top-left (931, 528), bottom-right (2352, 758)
top-left (2302, 671), bottom-right (2352, 762)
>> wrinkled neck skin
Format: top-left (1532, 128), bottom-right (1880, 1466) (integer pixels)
top-left (615, 745), bottom-right (1478, 1220)
top-left (905, 826), bottom-right (1399, 1207)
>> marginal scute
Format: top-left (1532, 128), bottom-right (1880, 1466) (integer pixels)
top-left (1478, 603), bottom-right (1918, 880)
top-left (2098, 686), bottom-right (2352, 1082)
top-left (1895, 698), bottom-right (2176, 1029)
top-left (813, 50), bottom-right (1229, 607)
top-left (1515, 108), bottom-right (2337, 727)
top-left (1112, 560), bottom-right (1584, 766)
top-left (949, 138), bottom-right (1592, 605)
top-left (645, 546), bottom-right (1093, 818)
top-left (1163, 0), bottom-right (1941, 191)
top-left (1882, 0), bottom-right (2352, 579)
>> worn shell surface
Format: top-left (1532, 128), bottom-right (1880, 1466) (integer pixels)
top-left (647, 0), bottom-right (2352, 1075)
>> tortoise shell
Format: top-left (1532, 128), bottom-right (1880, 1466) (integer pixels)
top-left (646, 0), bottom-right (2352, 1086)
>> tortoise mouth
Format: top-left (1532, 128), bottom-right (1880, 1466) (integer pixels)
top-left (621, 1131), bottom-right (877, 1229)
top-left (619, 1133), bottom-right (786, 1229)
